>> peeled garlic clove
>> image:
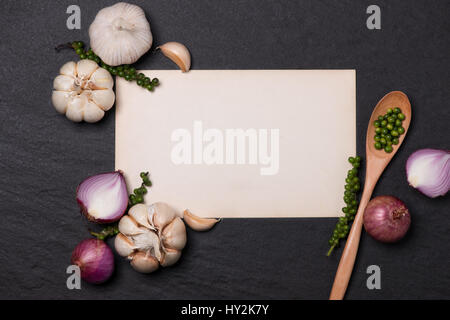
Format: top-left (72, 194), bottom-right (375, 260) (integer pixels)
top-left (83, 101), bottom-right (105, 123)
top-left (183, 209), bottom-right (220, 231)
top-left (130, 252), bottom-right (159, 273)
top-left (161, 217), bottom-right (186, 250)
top-left (89, 68), bottom-right (114, 90)
top-left (114, 233), bottom-right (136, 257)
top-left (77, 59), bottom-right (98, 79)
top-left (151, 202), bottom-right (178, 231)
top-left (51, 91), bottom-right (71, 114)
top-left (118, 215), bottom-right (144, 236)
top-left (158, 42), bottom-right (191, 72)
top-left (128, 204), bottom-right (153, 229)
top-left (160, 248), bottom-right (181, 267)
top-left (65, 96), bottom-right (85, 122)
top-left (89, 2), bottom-right (152, 66)
top-left (54, 75), bottom-right (76, 92)
top-left (91, 90), bottom-right (115, 111)
top-left (59, 61), bottom-right (77, 77)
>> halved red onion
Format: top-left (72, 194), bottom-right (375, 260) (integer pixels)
top-left (71, 239), bottom-right (114, 284)
top-left (76, 171), bottom-right (129, 223)
top-left (406, 149), bottom-right (450, 198)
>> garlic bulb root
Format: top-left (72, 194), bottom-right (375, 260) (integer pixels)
top-left (115, 202), bottom-right (187, 273)
top-left (52, 60), bottom-right (115, 123)
top-left (158, 42), bottom-right (191, 72)
top-left (183, 209), bottom-right (220, 231)
top-left (89, 2), bottom-right (153, 66)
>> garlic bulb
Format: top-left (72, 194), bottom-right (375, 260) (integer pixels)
top-left (114, 202), bottom-right (186, 273)
top-left (89, 2), bottom-right (152, 66)
top-left (158, 42), bottom-right (191, 72)
top-left (52, 60), bottom-right (115, 123)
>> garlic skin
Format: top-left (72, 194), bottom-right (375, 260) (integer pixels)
top-left (158, 42), bottom-right (191, 72)
top-left (52, 60), bottom-right (115, 123)
top-left (89, 2), bottom-right (152, 66)
top-left (115, 202), bottom-right (186, 273)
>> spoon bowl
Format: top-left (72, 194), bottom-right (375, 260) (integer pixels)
top-left (366, 91), bottom-right (412, 158)
top-left (329, 91), bottom-right (411, 300)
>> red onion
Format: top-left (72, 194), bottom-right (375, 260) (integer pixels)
top-left (71, 239), bottom-right (114, 284)
top-left (363, 196), bottom-right (411, 243)
top-left (406, 149), bottom-right (450, 198)
top-left (77, 171), bottom-right (129, 223)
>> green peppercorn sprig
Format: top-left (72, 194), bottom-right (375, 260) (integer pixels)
top-left (373, 107), bottom-right (406, 153)
top-left (90, 225), bottom-right (119, 240)
top-left (327, 156), bottom-right (362, 256)
top-left (129, 172), bottom-right (152, 206)
top-left (62, 41), bottom-right (160, 92)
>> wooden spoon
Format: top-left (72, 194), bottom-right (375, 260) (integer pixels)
top-left (329, 91), bottom-right (412, 300)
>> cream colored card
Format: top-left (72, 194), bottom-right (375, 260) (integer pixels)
top-left (115, 70), bottom-right (355, 218)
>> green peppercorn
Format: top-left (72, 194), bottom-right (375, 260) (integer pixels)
top-left (328, 155), bottom-right (362, 256)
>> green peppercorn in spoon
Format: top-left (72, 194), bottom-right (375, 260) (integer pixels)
top-left (329, 91), bottom-right (412, 300)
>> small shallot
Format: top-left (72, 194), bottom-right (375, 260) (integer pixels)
top-left (71, 239), bottom-right (114, 284)
top-left (76, 171), bottom-right (129, 223)
top-left (363, 196), bottom-right (411, 243)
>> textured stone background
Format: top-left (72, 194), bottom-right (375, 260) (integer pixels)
top-left (0, 0), bottom-right (448, 299)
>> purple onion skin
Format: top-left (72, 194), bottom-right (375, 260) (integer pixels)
top-left (71, 239), bottom-right (114, 284)
top-left (363, 196), bottom-right (411, 243)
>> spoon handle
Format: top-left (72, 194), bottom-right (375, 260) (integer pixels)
top-left (329, 178), bottom-right (377, 300)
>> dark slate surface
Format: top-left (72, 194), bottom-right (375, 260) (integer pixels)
top-left (0, 0), bottom-right (449, 299)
